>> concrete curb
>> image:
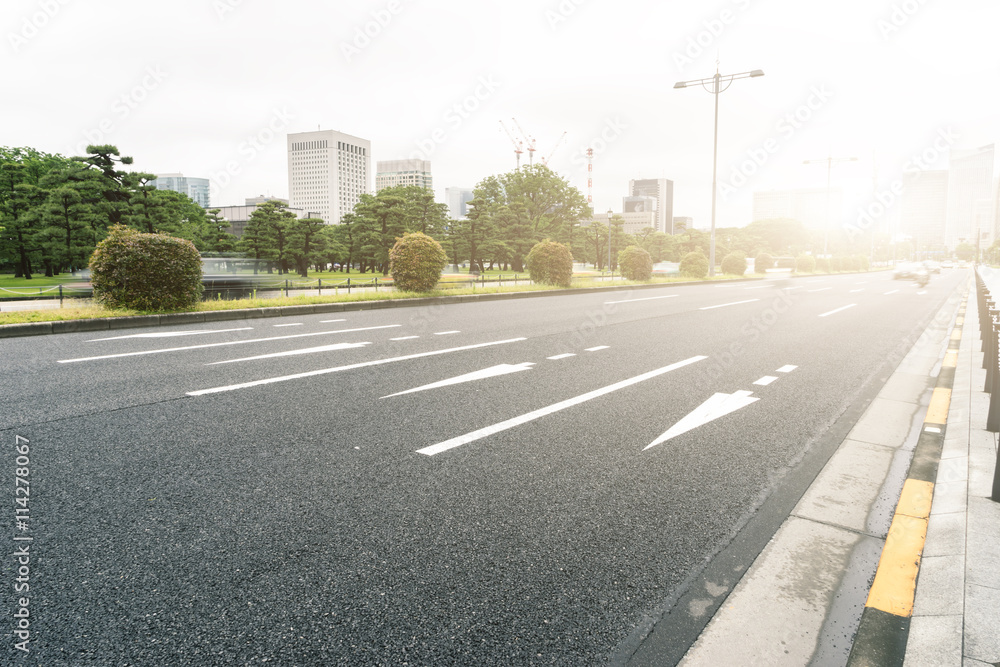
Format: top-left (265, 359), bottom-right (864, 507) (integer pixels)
top-left (0, 277), bottom-right (763, 339)
top-left (845, 296), bottom-right (967, 666)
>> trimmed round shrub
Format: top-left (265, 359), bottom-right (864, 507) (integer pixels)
top-left (796, 254), bottom-right (816, 273)
top-left (526, 239), bottom-right (573, 287)
top-left (754, 252), bottom-right (774, 274)
top-left (816, 257), bottom-right (831, 273)
top-left (858, 254), bottom-right (870, 271)
top-left (389, 232), bottom-right (448, 293)
top-left (842, 256), bottom-right (860, 271)
top-left (89, 225), bottom-right (203, 311)
top-left (830, 256), bottom-right (843, 272)
top-left (680, 251), bottom-right (709, 279)
top-left (618, 245), bottom-right (653, 281)
top-left (720, 252), bottom-right (747, 276)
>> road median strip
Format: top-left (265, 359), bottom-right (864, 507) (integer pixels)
top-left (846, 297), bottom-right (966, 666)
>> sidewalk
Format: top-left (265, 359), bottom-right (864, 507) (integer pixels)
top-left (673, 280), bottom-right (999, 665)
top-left (902, 284), bottom-right (1000, 665)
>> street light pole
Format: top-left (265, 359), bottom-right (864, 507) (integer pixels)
top-left (607, 209), bottom-right (613, 277)
top-left (675, 66), bottom-right (764, 276)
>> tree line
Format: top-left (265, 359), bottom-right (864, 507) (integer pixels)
top-left (3, 143), bottom-right (896, 282)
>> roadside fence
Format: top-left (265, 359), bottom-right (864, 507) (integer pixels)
top-left (973, 266), bottom-right (1000, 501)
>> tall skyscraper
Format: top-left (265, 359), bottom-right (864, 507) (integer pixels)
top-left (900, 170), bottom-right (949, 248)
top-left (752, 188), bottom-right (844, 231)
top-left (628, 179), bottom-right (674, 234)
top-left (152, 173), bottom-right (210, 208)
top-left (445, 187), bottom-right (474, 219)
top-left (946, 145), bottom-right (994, 248)
top-left (376, 159), bottom-right (432, 191)
top-left (287, 129), bottom-right (371, 223)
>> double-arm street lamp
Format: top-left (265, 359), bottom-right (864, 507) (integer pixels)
top-left (803, 156), bottom-right (857, 256)
top-left (607, 209), bottom-right (613, 276)
top-left (675, 66), bottom-right (764, 276)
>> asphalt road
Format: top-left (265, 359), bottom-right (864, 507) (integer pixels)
top-left (1, 269), bottom-right (966, 665)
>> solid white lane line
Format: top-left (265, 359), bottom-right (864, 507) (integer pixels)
top-left (390, 336), bottom-right (420, 341)
top-left (699, 299), bottom-right (760, 311)
top-left (776, 365), bottom-right (798, 373)
top-left (819, 304), bottom-right (856, 318)
top-left (917, 290), bottom-right (928, 295)
top-left (273, 323), bottom-right (304, 327)
top-left (849, 289), bottom-right (866, 293)
top-left (884, 289), bottom-right (899, 295)
top-left (208, 342), bottom-right (370, 365)
top-left (58, 325), bottom-right (402, 363)
top-left (88, 327), bottom-right (253, 342)
top-left (808, 287), bottom-right (832, 293)
top-left (754, 376), bottom-right (778, 386)
top-left (604, 295), bottom-right (678, 304)
top-left (743, 286), bottom-right (768, 290)
top-left (319, 319), bottom-right (346, 324)
top-left (547, 353), bottom-right (576, 360)
top-left (415, 355), bottom-right (708, 456)
top-left (434, 331), bottom-right (460, 335)
top-left (381, 363), bottom-right (535, 399)
top-left (586, 346), bottom-right (610, 352)
top-left (185, 338), bottom-right (528, 396)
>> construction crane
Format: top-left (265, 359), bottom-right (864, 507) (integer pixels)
top-left (511, 118), bottom-right (536, 166)
top-left (498, 120), bottom-right (523, 169)
top-left (540, 131), bottom-right (567, 167)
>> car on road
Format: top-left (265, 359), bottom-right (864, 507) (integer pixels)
top-left (893, 263), bottom-right (919, 280)
top-left (941, 260), bottom-right (955, 269)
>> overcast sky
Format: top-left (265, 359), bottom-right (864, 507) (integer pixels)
top-left (5, 0), bottom-right (998, 229)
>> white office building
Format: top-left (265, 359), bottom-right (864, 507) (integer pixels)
top-left (152, 173), bottom-right (211, 208)
top-left (376, 159), bottom-right (433, 192)
top-left (752, 187), bottom-right (844, 231)
top-left (446, 187), bottom-right (475, 219)
top-left (900, 170), bottom-right (949, 248)
top-left (287, 129), bottom-right (371, 224)
top-left (628, 179), bottom-right (674, 234)
top-left (945, 145), bottom-right (995, 249)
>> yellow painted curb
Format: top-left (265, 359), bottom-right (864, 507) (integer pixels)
top-left (950, 329), bottom-right (962, 341)
top-left (865, 513), bottom-right (927, 616)
top-left (943, 351), bottom-right (958, 368)
top-left (896, 479), bottom-right (934, 519)
top-left (925, 387), bottom-right (952, 425)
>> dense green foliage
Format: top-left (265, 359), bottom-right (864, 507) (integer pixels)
top-left (754, 252), bottom-right (774, 273)
top-left (389, 232), bottom-right (447, 292)
top-left (1, 145), bottom-right (235, 279)
top-left (680, 251), bottom-right (709, 278)
top-left (89, 225), bottom-right (203, 310)
top-left (720, 252), bottom-right (747, 276)
top-left (618, 245), bottom-right (652, 281)
top-left (796, 254), bottom-right (816, 273)
top-left (526, 239), bottom-right (573, 287)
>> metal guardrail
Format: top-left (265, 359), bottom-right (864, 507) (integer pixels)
top-left (974, 267), bottom-right (1000, 501)
top-left (0, 273), bottom-right (542, 306)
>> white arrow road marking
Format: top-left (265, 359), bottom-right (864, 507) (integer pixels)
top-left (644, 390), bottom-right (759, 451)
top-left (381, 363), bottom-right (535, 399)
top-left (186, 338), bottom-right (527, 396)
top-left (208, 342), bottom-right (371, 365)
top-left (416, 355), bottom-right (708, 456)
top-left (88, 327), bottom-right (253, 342)
top-left (59, 325), bottom-right (401, 363)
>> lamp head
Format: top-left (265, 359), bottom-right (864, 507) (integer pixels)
top-left (673, 81), bottom-right (687, 89)
top-left (749, 69), bottom-right (764, 78)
